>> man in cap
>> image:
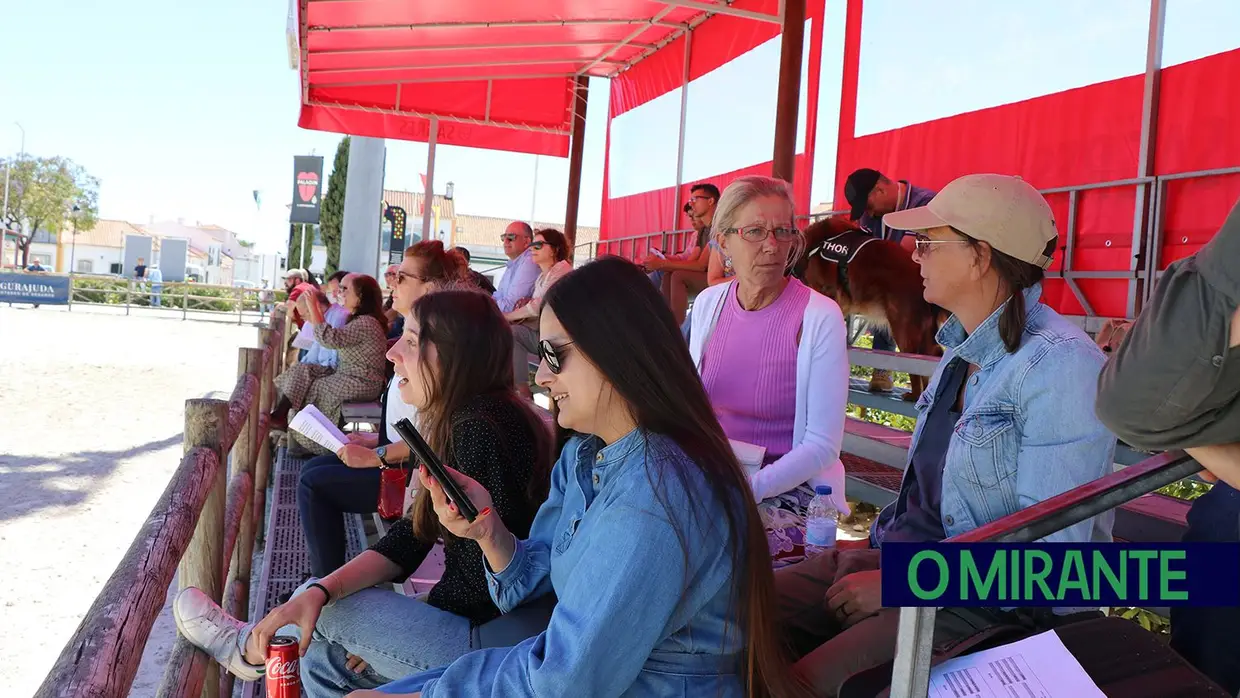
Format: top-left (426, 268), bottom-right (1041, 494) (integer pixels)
top-left (1095, 198), bottom-right (1240, 695)
top-left (844, 168), bottom-right (938, 391)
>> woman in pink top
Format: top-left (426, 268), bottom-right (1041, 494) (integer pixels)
top-left (688, 176), bottom-right (851, 567)
top-left (507, 228), bottom-right (574, 398)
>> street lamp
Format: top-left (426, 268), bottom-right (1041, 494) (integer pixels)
top-left (68, 204), bottom-right (81, 274)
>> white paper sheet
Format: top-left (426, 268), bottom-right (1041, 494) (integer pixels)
top-left (291, 323), bottom-right (318, 349)
top-left (927, 630), bottom-right (1103, 698)
top-left (288, 404), bottom-right (348, 453)
top-left (729, 439), bottom-right (767, 478)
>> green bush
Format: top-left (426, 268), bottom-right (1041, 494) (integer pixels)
top-left (70, 277), bottom-right (270, 314)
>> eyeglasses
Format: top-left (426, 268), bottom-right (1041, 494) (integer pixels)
top-left (538, 339), bottom-right (574, 374)
top-left (384, 271), bottom-right (397, 278)
top-left (724, 225), bottom-right (799, 243)
top-left (912, 233), bottom-right (971, 257)
top-left (500, 233), bottom-right (526, 242)
top-left (396, 270), bottom-right (431, 285)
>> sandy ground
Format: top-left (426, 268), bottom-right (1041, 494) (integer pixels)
top-left (0, 303), bottom-right (262, 697)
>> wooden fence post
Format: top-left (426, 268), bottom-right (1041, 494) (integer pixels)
top-left (252, 327), bottom-right (277, 546)
top-left (227, 348), bottom-right (264, 598)
top-left (177, 398), bottom-right (229, 698)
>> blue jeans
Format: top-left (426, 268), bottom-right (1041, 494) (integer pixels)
top-left (870, 326), bottom-right (895, 353)
top-left (1170, 481), bottom-right (1240, 695)
top-left (299, 454), bottom-right (381, 578)
top-left (241, 578), bottom-right (475, 695)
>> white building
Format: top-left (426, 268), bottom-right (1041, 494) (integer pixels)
top-left (26, 219), bottom-right (147, 275)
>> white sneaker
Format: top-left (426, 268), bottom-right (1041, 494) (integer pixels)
top-left (172, 587), bottom-right (265, 682)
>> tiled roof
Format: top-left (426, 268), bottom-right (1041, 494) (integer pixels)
top-left (71, 219), bottom-right (146, 248)
top-left (452, 214), bottom-right (599, 249)
top-left (382, 189), bottom-right (456, 221)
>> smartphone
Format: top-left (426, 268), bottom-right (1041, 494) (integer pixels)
top-left (392, 418), bottom-right (480, 522)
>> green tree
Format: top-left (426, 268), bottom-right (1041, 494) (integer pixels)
top-left (1, 156), bottom-right (100, 265)
top-left (320, 136), bottom-right (350, 275)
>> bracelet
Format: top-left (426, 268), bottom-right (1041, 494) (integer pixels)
top-left (308, 581), bottom-right (332, 604)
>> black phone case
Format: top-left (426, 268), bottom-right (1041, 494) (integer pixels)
top-left (392, 418), bottom-right (480, 522)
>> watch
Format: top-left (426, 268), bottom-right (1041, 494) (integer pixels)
top-left (375, 445), bottom-right (389, 465)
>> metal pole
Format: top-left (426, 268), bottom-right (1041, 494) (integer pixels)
top-left (771, 0), bottom-right (806, 183)
top-left (563, 75), bottom-right (589, 257)
top-left (1127, 0), bottom-right (1166, 318)
top-left (530, 154), bottom-right (539, 223)
top-left (889, 607), bottom-right (936, 698)
top-left (672, 30), bottom-right (693, 237)
top-left (299, 225), bottom-right (308, 270)
top-left (422, 116), bottom-right (438, 242)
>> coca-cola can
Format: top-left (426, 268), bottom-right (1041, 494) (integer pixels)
top-left (265, 635), bottom-right (301, 697)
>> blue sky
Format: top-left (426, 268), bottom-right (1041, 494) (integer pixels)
top-left (3, 0), bottom-right (1237, 254)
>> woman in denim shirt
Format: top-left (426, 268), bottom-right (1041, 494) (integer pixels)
top-left (775, 174), bottom-right (1115, 696)
top-left (358, 257), bottom-right (810, 698)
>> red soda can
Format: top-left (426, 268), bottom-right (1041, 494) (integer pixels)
top-left (265, 635), bottom-right (301, 697)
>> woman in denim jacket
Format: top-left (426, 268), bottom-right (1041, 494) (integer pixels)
top-left (775, 174), bottom-right (1116, 696)
top-left (358, 257), bottom-right (811, 698)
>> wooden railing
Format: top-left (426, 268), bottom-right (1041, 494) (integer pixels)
top-left (33, 310), bottom-right (288, 698)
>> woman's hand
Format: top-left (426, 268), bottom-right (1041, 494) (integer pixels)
top-left (250, 584), bottom-right (329, 657)
top-left (345, 653), bottom-right (369, 674)
top-left (347, 432), bottom-right (379, 448)
top-left (825, 568), bottom-right (882, 628)
top-left (337, 444), bottom-right (382, 468)
top-left (645, 256), bottom-right (666, 271)
top-left (418, 464), bottom-right (496, 541)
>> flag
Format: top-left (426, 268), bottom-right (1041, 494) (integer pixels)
top-left (253, 190), bottom-right (262, 209)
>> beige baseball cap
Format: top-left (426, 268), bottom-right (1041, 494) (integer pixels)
top-left (882, 173), bottom-right (1058, 269)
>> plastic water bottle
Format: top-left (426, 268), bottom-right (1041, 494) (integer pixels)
top-left (804, 485), bottom-right (838, 558)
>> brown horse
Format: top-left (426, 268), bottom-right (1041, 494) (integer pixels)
top-left (796, 215), bottom-right (946, 400)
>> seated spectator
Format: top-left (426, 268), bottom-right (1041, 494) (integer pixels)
top-left (173, 289), bottom-right (555, 694)
top-left (688, 175), bottom-right (850, 567)
top-left (1096, 197), bottom-right (1240, 695)
top-left (775, 174), bottom-right (1115, 696)
top-left (382, 264), bottom-right (401, 328)
top-left (648, 182), bottom-right (719, 325)
top-left (270, 274), bottom-right (388, 455)
top-left (298, 240), bottom-right (469, 579)
top-left (302, 284), bottom-right (352, 369)
top-left (455, 246), bottom-right (497, 294)
top-left (706, 238), bottom-right (737, 287)
top-left (371, 256), bottom-right (808, 698)
top-left (505, 228), bottom-right (573, 399)
top-left (843, 168), bottom-right (939, 392)
top-left (493, 221), bottom-right (540, 312)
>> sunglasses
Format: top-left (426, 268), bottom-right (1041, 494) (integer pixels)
top-left (500, 233), bottom-right (526, 242)
top-left (396, 270), bottom-right (431, 284)
top-left (538, 339), bottom-right (574, 374)
top-left (530, 241), bottom-right (554, 251)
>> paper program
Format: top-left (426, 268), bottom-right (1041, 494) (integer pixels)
top-left (928, 630), bottom-right (1103, 698)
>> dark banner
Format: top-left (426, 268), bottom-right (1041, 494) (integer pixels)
top-left (881, 542), bottom-right (1240, 608)
top-left (385, 206), bottom-right (408, 265)
top-left (0, 272), bottom-right (71, 305)
top-left (290, 155), bottom-right (324, 224)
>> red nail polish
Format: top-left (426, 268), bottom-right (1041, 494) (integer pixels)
top-left (479, 507), bottom-right (492, 517)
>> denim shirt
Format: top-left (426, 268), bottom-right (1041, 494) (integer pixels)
top-left (909, 284), bottom-right (1116, 545)
top-left (377, 429), bottom-right (746, 698)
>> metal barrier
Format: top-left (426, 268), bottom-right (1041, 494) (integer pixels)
top-left (33, 310), bottom-right (288, 698)
top-left (65, 274), bottom-right (280, 325)
top-left (887, 451), bottom-right (1201, 697)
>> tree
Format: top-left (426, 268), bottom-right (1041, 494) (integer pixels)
top-left (320, 136), bottom-right (350, 276)
top-left (1, 156), bottom-right (100, 266)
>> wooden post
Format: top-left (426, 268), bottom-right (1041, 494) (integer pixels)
top-left (227, 347), bottom-right (264, 596)
top-left (178, 398), bottom-right (230, 698)
top-left (564, 74), bottom-right (590, 258)
top-left (771, 0), bottom-right (806, 183)
top-left (253, 328), bottom-right (278, 547)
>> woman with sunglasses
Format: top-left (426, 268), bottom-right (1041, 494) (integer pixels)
top-left (688, 175), bottom-right (850, 567)
top-left (357, 256), bottom-right (809, 698)
top-left (505, 228), bottom-right (574, 398)
top-left (173, 288), bottom-right (556, 696)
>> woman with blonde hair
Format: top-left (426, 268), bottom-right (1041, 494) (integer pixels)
top-left (688, 175), bottom-right (850, 567)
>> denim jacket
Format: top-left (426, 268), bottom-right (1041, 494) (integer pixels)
top-left (377, 430), bottom-right (746, 698)
top-left (912, 284), bottom-right (1116, 544)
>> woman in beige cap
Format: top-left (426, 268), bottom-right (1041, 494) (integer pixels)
top-left (773, 173), bottom-right (1116, 696)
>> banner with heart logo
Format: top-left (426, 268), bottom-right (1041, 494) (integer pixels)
top-left (290, 155), bottom-right (325, 224)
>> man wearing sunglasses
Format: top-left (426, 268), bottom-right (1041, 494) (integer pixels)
top-left (843, 168), bottom-right (938, 392)
top-left (493, 221), bottom-right (541, 313)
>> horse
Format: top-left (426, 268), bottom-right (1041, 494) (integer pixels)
top-left (795, 215), bottom-right (947, 401)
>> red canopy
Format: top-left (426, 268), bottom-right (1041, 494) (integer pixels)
top-left (295, 0), bottom-right (754, 156)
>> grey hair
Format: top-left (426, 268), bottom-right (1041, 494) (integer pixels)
top-left (712, 175), bottom-right (805, 273)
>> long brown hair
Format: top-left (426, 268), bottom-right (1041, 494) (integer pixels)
top-left (534, 228), bottom-right (569, 263)
top-left (407, 289), bottom-right (554, 541)
top-left (961, 230), bottom-right (1057, 352)
top-left (346, 274), bottom-right (389, 333)
top-left (405, 239), bottom-right (469, 284)
top-left (542, 256), bottom-right (809, 698)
